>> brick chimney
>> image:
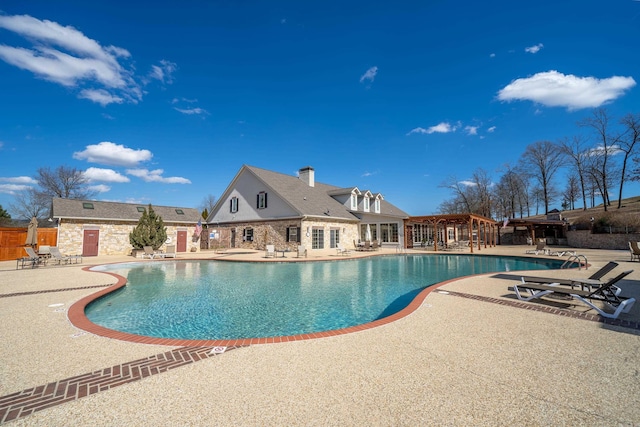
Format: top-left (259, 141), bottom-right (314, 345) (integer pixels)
top-left (299, 166), bottom-right (315, 187)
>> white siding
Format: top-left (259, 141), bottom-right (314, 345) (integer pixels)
top-left (210, 170), bottom-right (298, 223)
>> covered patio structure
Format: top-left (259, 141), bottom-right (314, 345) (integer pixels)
top-left (404, 213), bottom-right (498, 253)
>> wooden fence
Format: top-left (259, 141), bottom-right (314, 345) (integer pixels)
top-left (0, 227), bottom-right (58, 261)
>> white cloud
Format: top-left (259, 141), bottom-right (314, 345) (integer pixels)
top-left (359, 66), bottom-right (378, 84)
top-left (79, 89), bottom-right (124, 106)
top-left (489, 53), bottom-right (496, 58)
top-left (487, 126), bottom-right (496, 133)
top-left (0, 183), bottom-right (31, 194)
top-left (407, 122), bottom-right (459, 136)
top-left (83, 167), bottom-right (130, 183)
top-left (0, 176), bottom-right (38, 184)
top-left (174, 107), bottom-right (208, 115)
top-left (148, 60), bottom-right (177, 84)
top-left (126, 168), bottom-right (191, 184)
top-left (588, 145), bottom-right (623, 156)
top-left (459, 180), bottom-right (477, 187)
top-left (0, 14), bottom-right (147, 105)
top-left (525, 43), bottom-right (544, 54)
top-left (361, 171), bottom-right (379, 177)
top-left (73, 142), bottom-right (152, 167)
top-left (88, 184), bottom-right (111, 193)
top-left (497, 70), bottom-right (636, 110)
top-left (465, 126), bottom-right (478, 135)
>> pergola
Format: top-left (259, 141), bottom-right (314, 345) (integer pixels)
top-left (404, 213), bottom-right (499, 253)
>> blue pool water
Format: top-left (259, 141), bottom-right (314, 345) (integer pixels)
top-left (87, 254), bottom-right (567, 340)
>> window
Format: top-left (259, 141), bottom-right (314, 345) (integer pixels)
top-left (286, 226), bottom-right (301, 243)
top-left (380, 223), bottom-right (399, 243)
top-left (82, 202), bottom-right (94, 209)
top-left (230, 197), bottom-right (238, 213)
top-left (351, 194), bottom-right (358, 210)
top-left (175, 209), bottom-right (184, 215)
top-left (448, 228), bottom-right (455, 240)
top-left (329, 229), bottom-right (340, 248)
top-left (257, 192), bottom-right (268, 209)
top-left (360, 224), bottom-right (378, 242)
top-left (363, 197), bottom-right (370, 212)
top-left (136, 206), bottom-right (146, 213)
top-left (374, 199), bottom-right (381, 213)
top-left (243, 228), bottom-right (254, 242)
top-left (312, 228), bottom-right (324, 249)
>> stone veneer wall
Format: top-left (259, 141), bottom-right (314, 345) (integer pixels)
top-left (567, 230), bottom-right (640, 250)
top-left (218, 219), bottom-right (360, 252)
top-left (58, 220), bottom-right (198, 256)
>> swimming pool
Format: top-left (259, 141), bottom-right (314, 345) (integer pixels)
top-left (85, 254), bottom-right (566, 341)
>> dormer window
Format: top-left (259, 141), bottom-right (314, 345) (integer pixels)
top-left (374, 198), bottom-right (381, 213)
top-left (351, 194), bottom-right (358, 210)
top-left (230, 197), bottom-right (239, 213)
top-left (364, 197), bottom-right (370, 212)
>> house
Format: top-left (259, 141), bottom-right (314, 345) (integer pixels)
top-left (206, 165), bottom-right (409, 252)
top-left (51, 198), bottom-right (201, 256)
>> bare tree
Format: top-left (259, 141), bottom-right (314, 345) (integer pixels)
top-left (563, 174), bottom-right (580, 210)
top-left (578, 108), bottom-right (616, 210)
top-left (558, 136), bottom-right (589, 210)
top-left (470, 168), bottom-right (493, 217)
top-left (10, 188), bottom-right (50, 220)
top-left (36, 166), bottom-right (96, 200)
top-left (631, 156), bottom-right (640, 183)
top-left (616, 113), bottom-right (640, 208)
top-left (438, 176), bottom-right (474, 213)
top-left (199, 194), bottom-right (217, 218)
top-left (520, 141), bottom-right (564, 214)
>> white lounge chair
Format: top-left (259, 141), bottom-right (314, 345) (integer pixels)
top-left (265, 244), bottom-right (275, 258)
top-left (164, 245), bottom-right (177, 258)
top-left (525, 240), bottom-right (547, 255)
top-left (142, 246), bottom-right (157, 259)
top-left (297, 245), bottom-right (307, 258)
top-left (336, 243), bottom-right (351, 256)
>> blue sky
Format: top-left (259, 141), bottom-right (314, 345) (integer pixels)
top-left (1, 1), bottom-right (639, 218)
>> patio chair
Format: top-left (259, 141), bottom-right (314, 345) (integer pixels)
top-left (296, 245), bottom-right (307, 258)
top-left (629, 241), bottom-right (640, 262)
top-left (521, 261), bottom-right (621, 294)
top-left (336, 243), bottom-right (351, 256)
top-left (142, 246), bottom-right (156, 259)
top-left (24, 247), bottom-right (46, 266)
top-left (362, 241), bottom-right (372, 251)
top-left (525, 240), bottom-right (547, 255)
top-left (371, 240), bottom-right (379, 251)
top-left (265, 244), bottom-right (275, 258)
top-left (17, 247), bottom-right (43, 268)
top-left (164, 245), bottom-right (177, 258)
top-left (513, 270), bottom-right (635, 319)
top-left (49, 246), bottom-right (71, 265)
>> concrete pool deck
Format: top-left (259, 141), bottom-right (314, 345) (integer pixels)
top-left (1, 246), bottom-right (639, 425)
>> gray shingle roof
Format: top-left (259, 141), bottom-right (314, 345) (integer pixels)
top-left (245, 165), bottom-right (408, 220)
top-left (51, 198), bottom-right (201, 224)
